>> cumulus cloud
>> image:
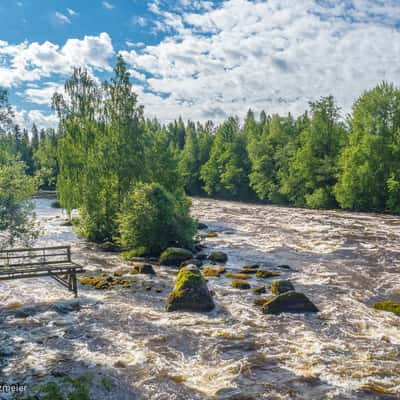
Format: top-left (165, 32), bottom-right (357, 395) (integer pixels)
top-left (67, 8), bottom-right (79, 16)
top-left (120, 0), bottom-right (400, 122)
top-left (0, 32), bottom-right (114, 87)
top-left (13, 107), bottom-right (58, 130)
top-left (22, 82), bottom-right (64, 105)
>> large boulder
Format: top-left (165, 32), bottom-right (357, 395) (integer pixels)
top-left (160, 247), bottom-right (193, 266)
top-left (166, 265), bottom-right (215, 312)
top-left (262, 291), bottom-right (318, 314)
top-left (373, 301), bottom-right (400, 316)
top-left (271, 279), bottom-right (295, 295)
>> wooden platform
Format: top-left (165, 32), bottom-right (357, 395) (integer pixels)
top-left (0, 246), bottom-right (84, 297)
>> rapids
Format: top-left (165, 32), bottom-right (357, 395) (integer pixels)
top-left (1, 197), bottom-right (400, 399)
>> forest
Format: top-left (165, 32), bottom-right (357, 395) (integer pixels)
top-left (1, 56), bottom-right (400, 251)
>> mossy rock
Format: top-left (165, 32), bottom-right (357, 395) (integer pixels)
top-left (262, 291), bottom-right (318, 314)
top-left (197, 222), bottom-right (208, 230)
top-left (180, 258), bottom-right (203, 268)
top-left (80, 274), bottom-right (131, 290)
top-left (160, 247), bottom-right (193, 266)
top-left (113, 268), bottom-right (129, 277)
top-left (271, 279), bottom-right (295, 295)
top-left (206, 231), bottom-right (218, 238)
top-left (60, 220), bottom-right (73, 226)
top-left (203, 265), bottom-right (226, 277)
top-left (253, 286), bottom-right (266, 295)
top-left (166, 265), bottom-right (215, 312)
top-left (225, 272), bottom-right (251, 280)
top-left (254, 296), bottom-right (273, 306)
top-left (195, 253), bottom-right (208, 261)
top-left (256, 270), bottom-right (280, 279)
top-left (208, 252), bottom-right (228, 263)
top-left (239, 264), bottom-right (259, 274)
top-left (373, 301), bottom-right (400, 316)
top-left (132, 263), bottom-right (156, 275)
top-left (231, 280), bottom-right (251, 290)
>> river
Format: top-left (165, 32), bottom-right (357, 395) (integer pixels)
top-left (0, 197), bottom-right (399, 399)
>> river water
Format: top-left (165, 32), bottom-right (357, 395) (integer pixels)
top-left (1, 197), bottom-right (400, 399)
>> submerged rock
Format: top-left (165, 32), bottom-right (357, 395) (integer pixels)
top-left (262, 291), bottom-right (318, 314)
top-left (225, 272), bottom-right (251, 280)
top-left (208, 252), bottom-right (228, 263)
top-left (256, 270), bottom-right (280, 279)
top-left (203, 265), bottom-right (226, 277)
top-left (166, 265), bottom-right (215, 312)
top-left (270, 280), bottom-right (295, 295)
top-left (231, 280), bottom-right (251, 290)
top-left (206, 231), bottom-right (218, 238)
top-left (373, 301), bottom-right (400, 316)
top-left (195, 252), bottom-right (208, 261)
top-left (197, 222), bottom-right (208, 230)
top-left (98, 241), bottom-right (120, 253)
top-left (239, 264), bottom-right (259, 274)
top-left (160, 247), bottom-right (193, 266)
top-left (51, 299), bottom-right (81, 314)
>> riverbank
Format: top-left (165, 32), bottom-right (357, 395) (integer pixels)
top-left (0, 197), bottom-right (399, 399)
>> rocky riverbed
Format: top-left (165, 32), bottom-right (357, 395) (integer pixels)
top-left (0, 197), bottom-right (400, 399)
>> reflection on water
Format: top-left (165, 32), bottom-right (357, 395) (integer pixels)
top-left (0, 197), bottom-right (399, 399)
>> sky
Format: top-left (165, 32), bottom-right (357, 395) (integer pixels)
top-left (0, 0), bottom-right (400, 130)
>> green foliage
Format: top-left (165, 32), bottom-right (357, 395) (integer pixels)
top-left (335, 83), bottom-right (400, 213)
top-left (117, 182), bottom-right (196, 255)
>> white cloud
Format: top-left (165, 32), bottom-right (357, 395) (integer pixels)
top-left (120, 0), bottom-right (400, 122)
top-left (54, 11), bottom-right (71, 25)
top-left (67, 8), bottom-right (79, 16)
top-left (13, 107), bottom-right (58, 130)
top-left (22, 82), bottom-right (64, 105)
top-left (132, 16), bottom-right (146, 27)
top-left (102, 1), bottom-right (114, 10)
top-left (0, 32), bottom-right (114, 88)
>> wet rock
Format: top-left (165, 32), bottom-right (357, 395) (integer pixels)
top-left (270, 279), bottom-right (295, 295)
top-left (231, 280), bottom-right (251, 290)
top-left (253, 296), bottom-right (273, 306)
top-left (276, 264), bottom-right (291, 270)
top-left (197, 222), bottom-right (208, 230)
top-left (180, 258), bottom-right (203, 268)
top-left (98, 241), bottom-right (120, 253)
top-left (160, 247), bottom-right (193, 266)
top-left (252, 286), bottom-right (266, 295)
top-left (51, 299), bottom-right (81, 314)
top-left (256, 270), bottom-right (280, 279)
top-left (239, 264), bottom-right (259, 274)
top-left (208, 252), bottom-right (228, 263)
top-left (206, 231), bottom-right (218, 238)
top-left (166, 265), bottom-right (215, 312)
top-left (60, 220), bottom-right (73, 226)
top-left (225, 272), bottom-right (251, 280)
top-left (132, 263), bottom-right (156, 275)
top-left (195, 252), bottom-right (208, 261)
top-left (262, 291), bottom-right (319, 314)
top-left (14, 305), bottom-right (41, 318)
top-left (203, 265), bottom-right (226, 277)
top-left (373, 301), bottom-right (400, 316)
top-left (114, 360), bottom-right (127, 368)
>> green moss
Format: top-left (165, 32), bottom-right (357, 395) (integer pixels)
top-left (231, 280), bottom-right (250, 289)
top-left (206, 231), bottom-right (218, 238)
top-left (225, 272), bottom-right (251, 280)
top-left (121, 247), bottom-right (147, 260)
top-left (208, 252), bottom-right (228, 263)
top-left (254, 296), bottom-right (273, 306)
top-left (262, 291), bottom-right (318, 314)
top-left (80, 274), bottom-right (131, 290)
top-left (100, 377), bottom-right (113, 392)
top-left (203, 265), bottom-right (226, 277)
top-left (160, 247), bottom-right (193, 266)
top-left (51, 200), bottom-right (62, 209)
top-left (256, 270), bottom-right (280, 279)
top-left (172, 267), bottom-right (205, 298)
top-left (180, 258), bottom-right (203, 268)
top-left (373, 301), bottom-right (400, 316)
top-left (253, 286), bottom-right (266, 295)
top-left (239, 265), bottom-right (259, 274)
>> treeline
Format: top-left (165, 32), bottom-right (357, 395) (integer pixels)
top-left (1, 58), bottom-right (400, 252)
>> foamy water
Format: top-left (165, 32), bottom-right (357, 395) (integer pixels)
top-left (1, 198), bottom-right (399, 399)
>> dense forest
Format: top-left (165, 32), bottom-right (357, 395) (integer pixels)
top-left (1, 56), bottom-right (400, 250)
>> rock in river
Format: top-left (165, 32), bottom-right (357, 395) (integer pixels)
top-left (262, 291), bottom-right (318, 314)
top-left (160, 247), bottom-right (193, 266)
top-left (166, 265), bottom-right (215, 312)
top-left (208, 252), bottom-right (228, 263)
top-left (270, 279), bottom-right (295, 295)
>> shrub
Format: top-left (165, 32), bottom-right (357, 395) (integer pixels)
top-left (116, 182), bottom-right (196, 256)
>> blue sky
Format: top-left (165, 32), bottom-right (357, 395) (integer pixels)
top-left (0, 0), bottom-right (399, 130)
